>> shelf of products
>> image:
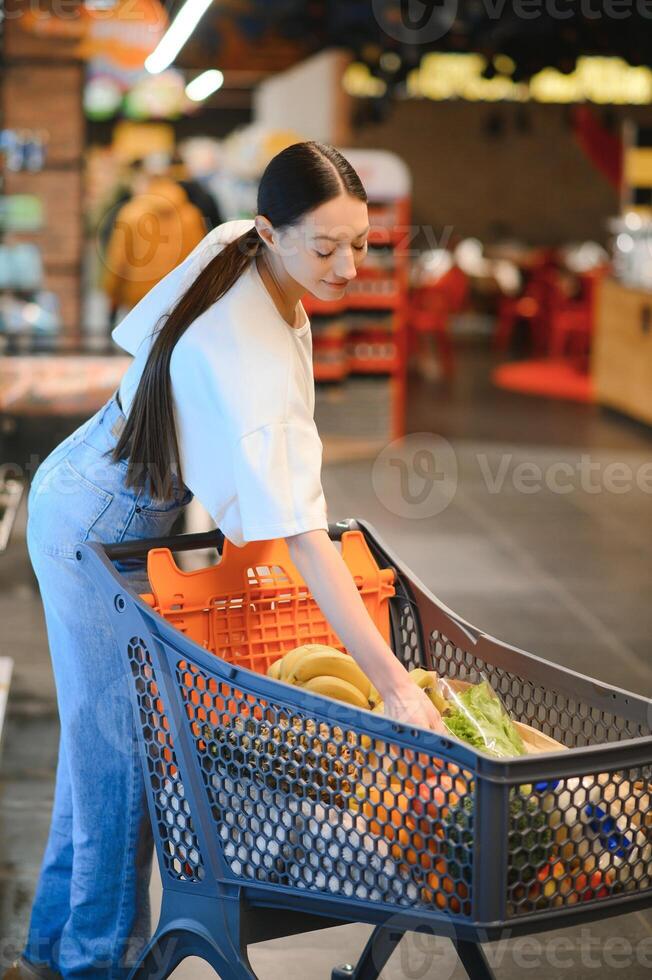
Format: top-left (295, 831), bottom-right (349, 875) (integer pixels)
top-left (310, 311), bottom-right (400, 381)
top-left (0, 28), bottom-right (27, 553)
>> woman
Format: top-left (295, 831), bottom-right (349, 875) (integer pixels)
top-left (13, 141), bottom-right (444, 980)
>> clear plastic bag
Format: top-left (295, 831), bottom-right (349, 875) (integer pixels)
top-left (437, 675), bottom-right (527, 759)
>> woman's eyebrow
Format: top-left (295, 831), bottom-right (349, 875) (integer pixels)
top-left (313, 225), bottom-right (370, 242)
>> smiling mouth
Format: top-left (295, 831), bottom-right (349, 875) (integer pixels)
top-left (322, 279), bottom-right (347, 287)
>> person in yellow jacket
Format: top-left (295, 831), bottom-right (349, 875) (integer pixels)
top-left (101, 174), bottom-right (207, 323)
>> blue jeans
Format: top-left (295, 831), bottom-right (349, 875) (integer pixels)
top-left (23, 391), bottom-right (193, 979)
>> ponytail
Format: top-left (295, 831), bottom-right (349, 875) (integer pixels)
top-left (110, 225), bottom-right (263, 500)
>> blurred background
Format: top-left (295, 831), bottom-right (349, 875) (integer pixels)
top-left (0, 1), bottom-right (651, 976)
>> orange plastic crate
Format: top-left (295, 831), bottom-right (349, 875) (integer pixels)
top-left (139, 529), bottom-right (396, 677)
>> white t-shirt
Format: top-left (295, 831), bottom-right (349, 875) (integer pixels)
top-left (111, 219), bottom-right (329, 548)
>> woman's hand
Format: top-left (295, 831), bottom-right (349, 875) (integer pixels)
top-left (285, 531), bottom-right (449, 738)
top-left (381, 679), bottom-right (448, 735)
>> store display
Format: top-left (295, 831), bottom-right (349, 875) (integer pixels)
top-left (0, 243), bottom-right (43, 292)
top-left (347, 321), bottom-right (396, 374)
top-left (0, 194), bottom-right (43, 233)
top-left (0, 141), bottom-right (59, 340)
top-left (0, 128), bottom-right (49, 172)
top-left (0, 291), bottom-right (60, 335)
top-left (123, 69), bottom-right (193, 120)
top-left (83, 75), bottom-right (124, 121)
top-left (310, 317), bottom-right (349, 381)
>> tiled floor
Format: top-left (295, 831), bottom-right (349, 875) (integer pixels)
top-left (1, 347), bottom-right (651, 977)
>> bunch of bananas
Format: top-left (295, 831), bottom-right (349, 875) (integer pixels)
top-left (404, 667), bottom-right (449, 714)
top-left (267, 647), bottom-right (445, 733)
top-left (267, 643), bottom-right (381, 710)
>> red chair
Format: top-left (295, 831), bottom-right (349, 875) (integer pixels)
top-left (546, 265), bottom-right (609, 362)
top-left (493, 256), bottom-right (559, 356)
top-left (408, 266), bottom-right (468, 378)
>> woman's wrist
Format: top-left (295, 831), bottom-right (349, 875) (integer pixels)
top-left (286, 531), bottom-right (414, 702)
top-left (373, 652), bottom-right (412, 701)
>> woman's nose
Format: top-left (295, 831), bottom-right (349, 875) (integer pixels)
top-left (333, 249), bottom-right (358, 282)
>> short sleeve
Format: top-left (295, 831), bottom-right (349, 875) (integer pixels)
top-left (233, 420), bottom-right (328, 542)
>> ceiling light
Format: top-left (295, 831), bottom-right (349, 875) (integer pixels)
top-left (185, 69), bottom-right (224, 101)
top-left (145, 0), bottom-right (213, 74)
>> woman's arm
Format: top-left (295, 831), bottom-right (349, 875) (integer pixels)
top-left (286, 529), bottom-right (446, 733)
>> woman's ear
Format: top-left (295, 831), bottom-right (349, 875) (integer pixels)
top-left (254, 215), bottom-right (275, 250)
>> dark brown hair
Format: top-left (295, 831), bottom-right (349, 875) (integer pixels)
top-left (110, 140), bottom-right (367, 501)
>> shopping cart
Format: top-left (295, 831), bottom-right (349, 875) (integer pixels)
top-left (78, 518), bottom-right (652, 980)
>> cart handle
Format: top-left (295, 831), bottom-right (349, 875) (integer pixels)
top-left (101, 519), bottom-right (359, 562)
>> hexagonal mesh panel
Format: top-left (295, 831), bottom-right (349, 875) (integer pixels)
top-left (393, 599), bottom-right (423, 672)
top-left (507, 766), bottom-right (652, 917)
top-left (127, 637), bottom-right (205, 883)
top-left (429, 630), bottom-right (650, 746)
top-left (427, 630), bottom-right (652, 918)
top-left (176, 657), bottom-right (475, 915)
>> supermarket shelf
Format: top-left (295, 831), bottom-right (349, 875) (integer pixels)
top-left (347, 361), bottom-right (399, 375)
top-left (314, 363), bottom-right (398, 383)
top-left (304, 292), bottom-right (401, 315)
top-left (347, 292), bottom-right (401, 311)
top-left (313, 325), bottom-right (399, 382)
top-left (314, 364), bottom-right (350, 383)
top-left (302, 290), bottom-right (403, 317)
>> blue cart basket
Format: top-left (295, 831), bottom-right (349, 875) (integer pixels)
top-left (77, 518), bottom-right (652, 980)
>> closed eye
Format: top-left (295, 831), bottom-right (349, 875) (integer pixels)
top-left (316, 243), bottom-right (367, 258)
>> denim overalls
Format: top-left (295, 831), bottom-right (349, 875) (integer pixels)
top-left (23, 391), bottom-right (193, 978)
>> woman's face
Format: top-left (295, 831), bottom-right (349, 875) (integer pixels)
top-left (261, 193), bottom-right (370, 302)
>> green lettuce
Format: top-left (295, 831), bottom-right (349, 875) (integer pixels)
top-left (443, 680), bottom-right (526, 759)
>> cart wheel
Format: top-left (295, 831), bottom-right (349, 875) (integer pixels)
top-left (331, 923), bottom-right (404, 979)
